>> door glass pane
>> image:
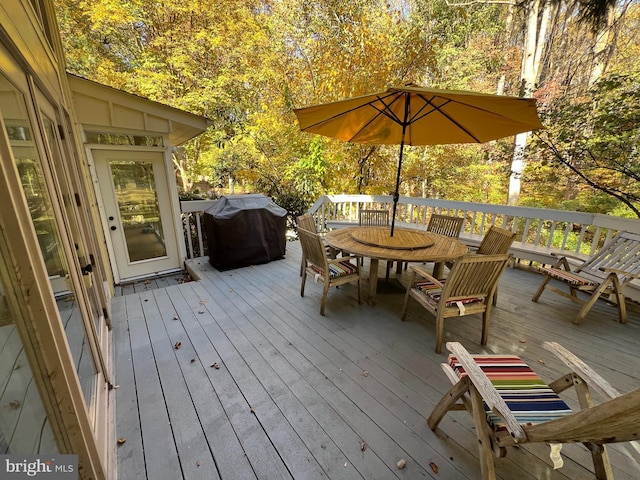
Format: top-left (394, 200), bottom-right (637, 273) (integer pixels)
top-left (0, 73), bottom-right (97, 408)
top-left (0, 255), bottom-right (59, 453)
top-left (42, 115), bottom-right (102, 335)
top-left (110, 160), bottom-right (168, 262)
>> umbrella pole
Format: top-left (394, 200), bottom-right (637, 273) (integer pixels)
top-left (390, 141), bottom-right (405, 237)
top-left (391, 95), bottom-right (411, 237)
top-left (391, 94), bottom-right (411, 237)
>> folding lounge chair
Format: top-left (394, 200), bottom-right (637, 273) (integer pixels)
top-left (532, 231), bottom-right (640, 324)
top-left (429, 341), bottom-right (640, 480)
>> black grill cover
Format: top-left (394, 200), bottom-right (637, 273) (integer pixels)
top-left (204, 194), bottom-right (287, 270)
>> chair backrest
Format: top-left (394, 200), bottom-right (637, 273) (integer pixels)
top-left (427, 214), bottom-right (464, 239)
top-left (442, 254), bottom-right (511, 301)
top-left (477, 226), bottom-right (516, 255)
top-left (359, 209), bottom-right (389, 226)
top-left (298, 227), bottom-right (328, 269)
top-left (297, 214), bottom-right (318, 233)
top-left (578, 231), bottom-right (640, 286)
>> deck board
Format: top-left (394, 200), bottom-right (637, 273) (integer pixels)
top-left (124, 294), bottom-right (183, 479)
top-left (114, 241), bottom-right (640, 480)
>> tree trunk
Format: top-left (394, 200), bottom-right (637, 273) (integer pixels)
top-left (507, 0), bottom-right (552, 205)
top-left (588, 2), bottom-right (619, 87)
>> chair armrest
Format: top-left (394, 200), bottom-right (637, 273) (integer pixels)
top-left (600, 267), bottom-right (640, 279)
top-left (409, 265), bottom-right (443, 287)
top-left (446, 342), bottom-right (527, 442)
top-left (550, 252), bottom-right (585, 263)
top-left (542, 341), bottom-right (620, 401)
top-left (328, 255), bottom-right (362, 265)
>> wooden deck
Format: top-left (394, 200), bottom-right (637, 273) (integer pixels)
top-left (112, 240), bottom-right (640, 480)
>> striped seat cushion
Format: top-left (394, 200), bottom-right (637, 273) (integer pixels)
top-left (449, 354), bottom-right (573, 431)
top-left (415, 279), bottom-right (485, 308)
top-left (311, 259), bottom-right (358, 278)
top-left (539, 267), bottom-right (595, 287)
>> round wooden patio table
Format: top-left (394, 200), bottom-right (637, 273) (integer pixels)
top-left (325, 226), bottom-right (468, 304)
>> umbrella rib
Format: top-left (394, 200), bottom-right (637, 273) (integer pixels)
top-left (300, 91), bottom-right (406, 142)
top-left (341, 94), bottom-right (406, 142)
top-left (412, 96), bottom-right (483, 143)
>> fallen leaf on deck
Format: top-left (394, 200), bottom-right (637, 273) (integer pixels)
top-left (190, 358), bottom-right (196, 363)
top-left (9, 400), bottom-right (20, 410)
top-left (538, 359), bottom-right (546, 364)
top-left (144, 299), bottom-right (148, 302)
top-left (229, 289), bottom-right (233, 292)
top-left (198, 311), bottom-right (205, 314)
top-left (519, 338), bottom-right (527, 343)
top-left (144, 280), bottom-right (151, 285)
top-left (174, 341), bottom-right (182, 349)
top-left (360, 441), bottom-right (367, 452)
top-left (211, 363), bottom-right (220, 369)
top-left (250, 406), bottom-right (255, 414)
top-left (396, 459), bottom-right (406, 469)
top-left (363, 371), bottom-right (369, 377)
top-left (343, 462), bottom-right (348, 468)
top-left (117, 437), bottom-right (126, 445)
top-left (172, 316), bottom-right (178, 321)
top-left (429, 461), bottom-right (439, 474)
top-left (196, 461), bottom-right (201, 467)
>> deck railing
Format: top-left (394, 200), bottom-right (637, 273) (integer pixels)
top-left (309, 195), bottom-right (640, 264)
top-left (181, 194), bottom-right (640, 265)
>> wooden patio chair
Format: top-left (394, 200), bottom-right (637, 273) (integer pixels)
top-left (474, 225), bottom-right (517, 255)
top-left (298, 227), bottom-right (362, 315)
top-left (359, 209), bottom-right (394, 278)
top-left (400, 253), bottom-right (511, 353)
top-left (470, 226), bottom-right (516, 304)
top-left (446, 225), bottom-right (516, 270)
top-left (400, 214), bottom-right (465, 271)
top-left (428, 341), bottom-right (640, 480)
top-left (446, 225), bottom-right (516, 303)
top-left (532, 230), bottom-right (640, 324)
top-left (427, 213), bottom-right (464, 239)
top-left (297, 214), bottom-right (337, 275)
top-left (359, 209), bottom-right (389, 226)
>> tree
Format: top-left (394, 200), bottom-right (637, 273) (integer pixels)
top-left (54, 0), bottom-right (639, 217)
top-left (532, 71), bottom-right (640, 217)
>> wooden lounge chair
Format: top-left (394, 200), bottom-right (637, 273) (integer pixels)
top-left (298, 227), bottom-right (362, 315)
top-left (428, 341), bottom-right (640, 480)
top-left (532, 230), bottom-right (640, 324)
top-left (401, 253), bottom-right (511, 353)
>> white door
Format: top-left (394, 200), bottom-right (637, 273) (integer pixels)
top-left (93, 150), bottom-right (181, 280)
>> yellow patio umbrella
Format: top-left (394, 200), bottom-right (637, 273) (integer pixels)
top-left (293, 84), bottom-right (543, 235)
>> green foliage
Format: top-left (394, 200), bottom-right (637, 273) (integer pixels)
top-left (531, 70), bottom-right (640, 217)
